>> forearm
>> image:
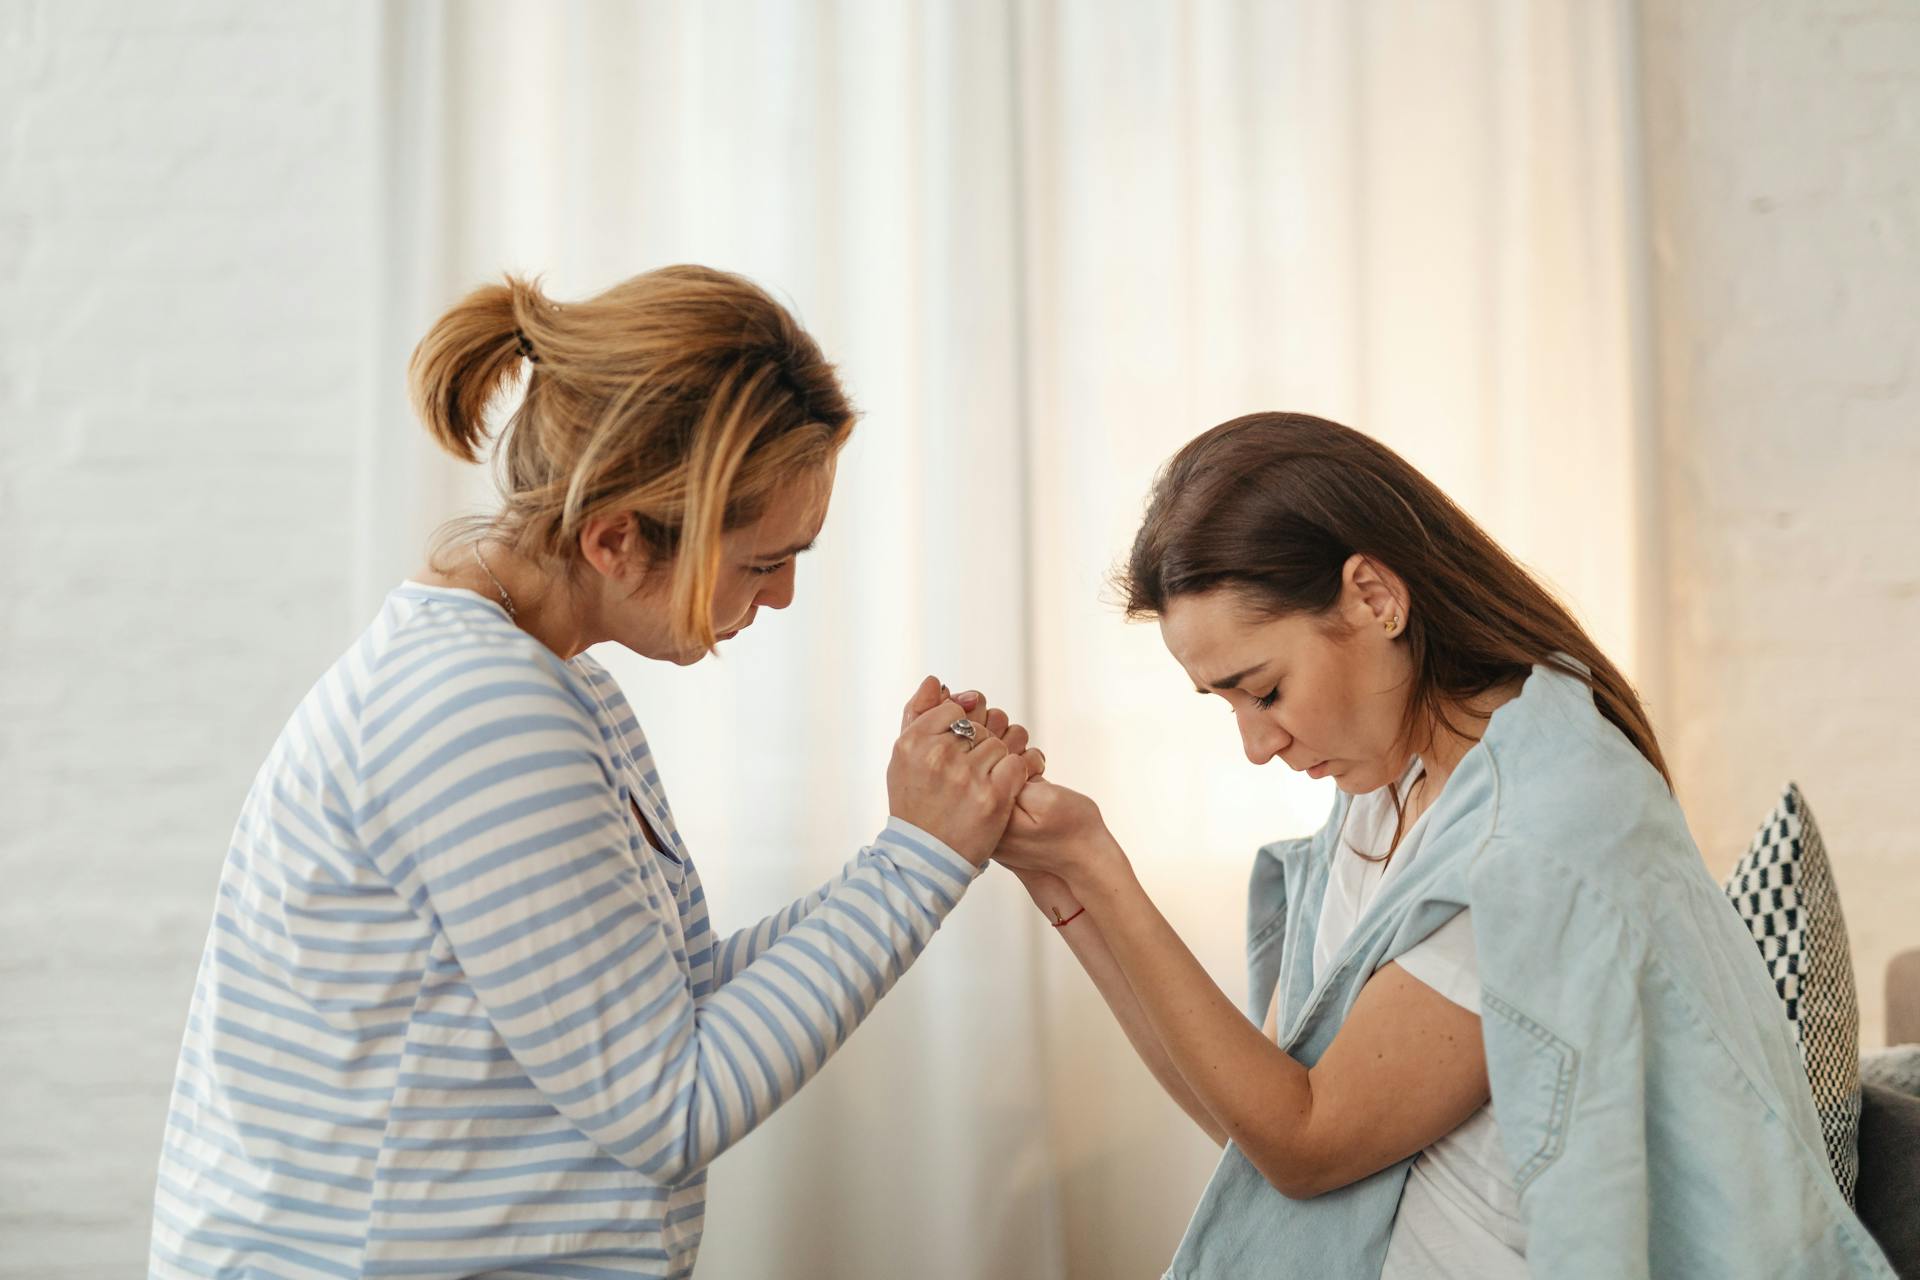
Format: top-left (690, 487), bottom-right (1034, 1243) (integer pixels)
top-left (712, 879), bottom-right (834, 985)
top-left (1050, 905), bottom-right (1228, 1145)
top-left (450, 817), bottom-right (978, 1186)
top-left (1069, 844), bottom-right (1319, 1181)
top-left (713, 814), bottom-right (974, 986)
top-left (654, 821), bottom-right (981, 1178)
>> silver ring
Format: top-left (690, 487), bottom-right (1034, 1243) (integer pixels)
top-left (947, 718), bottom-right (978, 746)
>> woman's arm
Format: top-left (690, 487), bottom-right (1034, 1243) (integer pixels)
top-left (1000, 781), bottom-right (1489, 1198)
top-left (368, 664), bottom-right (1024, 1184)
top-left (709, 877), bottom-right (837, 986)
top-left (1009, 867), bottom-right (1226, 1145)
top-left (708, 688), bottom-right (1009, 986)
top-left (406, 785), bottom-right (978, 1182)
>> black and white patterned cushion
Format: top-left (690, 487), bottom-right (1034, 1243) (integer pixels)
top-left (1723, 783), bottom-right (1862, 1203)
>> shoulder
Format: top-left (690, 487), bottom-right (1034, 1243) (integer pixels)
top-left (353, 589), bottom-right (610, 777)
top-left (1473, 663), bottom-right (1680, 857)
top-left (365, 585), bottom-right (559, 674)
top-left (1461, 668), bottom-right (1710, 961)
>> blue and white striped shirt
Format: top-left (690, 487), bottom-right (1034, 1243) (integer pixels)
top-left (151, 583), bottom-right (981, 1280)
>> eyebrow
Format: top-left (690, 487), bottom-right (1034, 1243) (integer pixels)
top-left (1195, 661), bottom-right (1269, 695)
top-left (751, 538), bottom-right (817, 562)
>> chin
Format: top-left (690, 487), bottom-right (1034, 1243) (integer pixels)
top-left (1329, 768), bottom-right (1381, 795)
top-left (617, 636), bottom-right (709, 665)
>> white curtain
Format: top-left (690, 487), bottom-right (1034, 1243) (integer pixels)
top-left (357, 3), bottom-right (1649, 1275)
top-left (1014, 4), bottom-right (1650, 1270)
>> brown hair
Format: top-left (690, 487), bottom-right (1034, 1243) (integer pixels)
top-left (1121, 412), bottom-right (1669, 789)
top-left (408, 265), bottom-right (854, 651)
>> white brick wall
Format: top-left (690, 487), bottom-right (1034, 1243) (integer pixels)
top-left (0, 2), bottom-right (374, 1273)
top-left (1640, 0), bottom-right (1920, 1051)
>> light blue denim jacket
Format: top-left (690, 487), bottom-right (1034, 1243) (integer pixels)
top-left (1166, 662), bottom-right (1894, 1279)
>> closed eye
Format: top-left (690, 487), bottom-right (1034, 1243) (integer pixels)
top-left (747, 560), bottom-right (791, 577)
top-left (1250, 687), bottom-right (1280, 711)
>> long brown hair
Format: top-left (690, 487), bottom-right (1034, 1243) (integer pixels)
top-left (1121, 412), bottom-right (1669, 789)
top-left (408, 265), bottom-right (854, 651)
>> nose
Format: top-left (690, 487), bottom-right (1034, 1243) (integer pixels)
top-left (1236, 705), bottom-right (1292, 766)
top-left (756, 561), bottom-right (798, 611)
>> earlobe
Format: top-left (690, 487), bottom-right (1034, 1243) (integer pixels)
top-left (1348, 554), bottom-right (1408, 636)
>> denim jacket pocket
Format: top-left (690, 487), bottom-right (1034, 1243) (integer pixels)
top-left (1482, 987), bottom-right (1580, 1189)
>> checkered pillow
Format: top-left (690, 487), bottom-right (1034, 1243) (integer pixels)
top-left (1723, 783), bottom-right (1862, 1203)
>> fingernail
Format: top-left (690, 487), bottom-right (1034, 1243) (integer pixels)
top-left (956, 691), bottom-right (981, 709)
top-left (938, 683), bottom-right (950, 698)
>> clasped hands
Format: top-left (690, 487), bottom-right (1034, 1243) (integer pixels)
top-left (885, 675), bottom-right (1115, 912)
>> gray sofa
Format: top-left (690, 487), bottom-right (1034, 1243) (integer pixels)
top-left (1858, 948), bottom-right (1920, 1276)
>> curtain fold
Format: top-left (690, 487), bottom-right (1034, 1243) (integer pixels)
top-left (364, 3), bottom-right (1647, 1274)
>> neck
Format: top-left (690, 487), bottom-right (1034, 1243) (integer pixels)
top-left (1404, 678), bottom-right (1526, 796)
top-left (447, 541), bottom-right (597, 661)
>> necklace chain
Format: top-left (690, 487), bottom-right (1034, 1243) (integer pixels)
top-left (472, 543), bottom-right (517, 620)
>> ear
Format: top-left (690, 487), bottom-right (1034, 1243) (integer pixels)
top-left (1342, 554), bottom-right (1409, 637)
top-left (578, 513), bottom-right (650, 584)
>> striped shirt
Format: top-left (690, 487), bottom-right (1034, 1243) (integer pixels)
top-left (151, 582), bottom-right (981, 1280)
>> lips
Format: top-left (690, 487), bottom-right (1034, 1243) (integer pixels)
top-left (1306, 760), bottom-right (1332, 779)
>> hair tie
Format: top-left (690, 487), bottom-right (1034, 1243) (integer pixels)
top-left (514, 329), bottom-right (540, 363)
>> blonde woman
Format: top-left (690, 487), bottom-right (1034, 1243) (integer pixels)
top-left (151, 267), bottom-right (1041, 1279)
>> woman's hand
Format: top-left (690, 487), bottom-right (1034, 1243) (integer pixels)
top-left (886, 676), bottom-right (1039, 866)
top-left (940, 687), bottom-right (1046, 781)
top-left (994, 778), bottom-right (1116, 883)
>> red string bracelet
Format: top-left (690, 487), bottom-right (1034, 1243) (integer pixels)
top-left (1049, 906), bottom-right (1086, 929)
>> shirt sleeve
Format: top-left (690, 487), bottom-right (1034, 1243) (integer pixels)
top-left (708, 817), bottom-right (960, 987)
top-left (357, 647), bottom-right (981, 1185)
top-left (1394, 907), bottom-right (1482, 1014)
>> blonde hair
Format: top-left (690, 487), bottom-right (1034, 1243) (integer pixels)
top-left (408, 265), bottom-right (855, 651)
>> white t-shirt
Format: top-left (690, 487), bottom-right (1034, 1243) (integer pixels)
top-left (1293, 760), bottom-right (1528, 1279)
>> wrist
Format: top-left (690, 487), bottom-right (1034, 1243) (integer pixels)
top-left (1070, 840), bottom-right (1141, 920)
top-left (1062, 829), bottom-right (1128, 888)
top-left (1045, 903), bottom-right (1088, 929)
top-left (882, 815), bottom-right (984, 878)
top-left (1006, 869), bottom-right (1088, 930)
top-left (1014, 871), bottom-right (1080, 917)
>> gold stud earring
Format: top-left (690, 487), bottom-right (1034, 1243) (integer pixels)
top-left (1385, 614), bottom-right (1400, 635)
